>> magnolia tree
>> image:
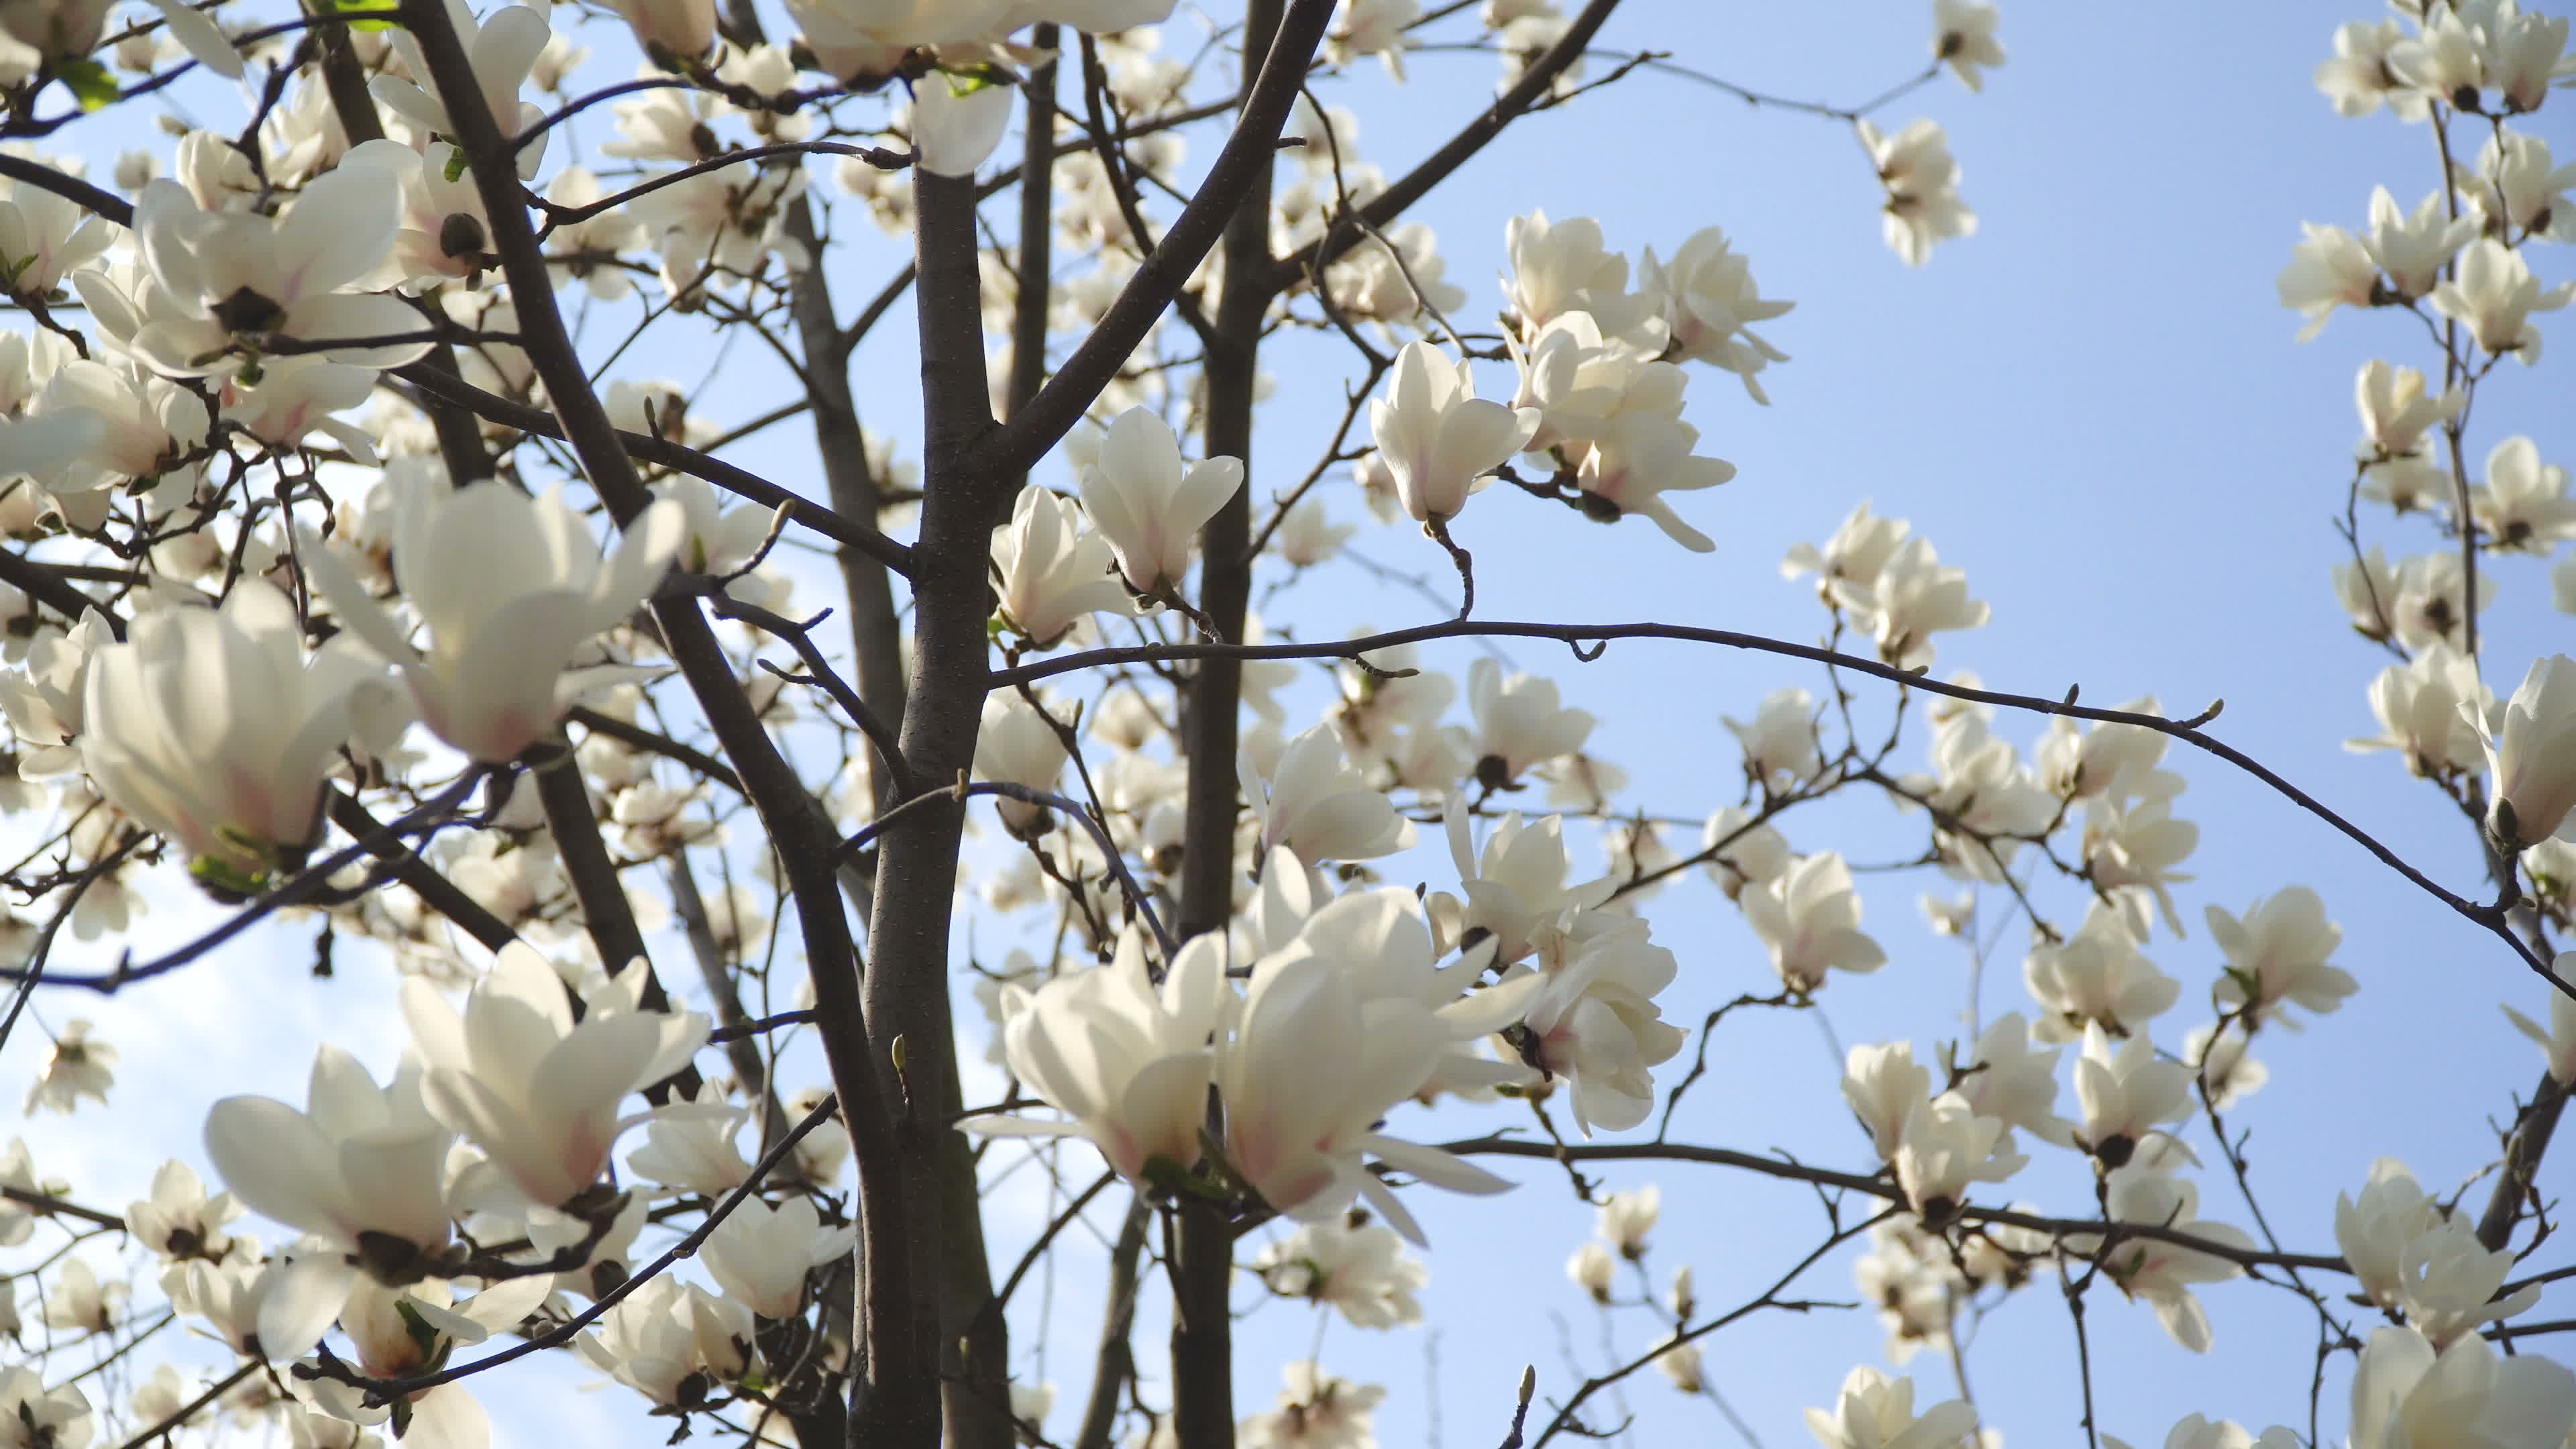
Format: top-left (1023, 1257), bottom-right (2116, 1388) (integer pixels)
top-left (0, 0), bottom-right (2571, 1446)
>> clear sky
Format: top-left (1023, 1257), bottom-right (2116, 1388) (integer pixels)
top-left (7, 2), bottom-right (2573, 1446)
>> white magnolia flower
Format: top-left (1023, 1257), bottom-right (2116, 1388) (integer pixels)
top-left (1503, 209), bottom-right (1646, 337)
top-left (1842, 1040), bottom-right (1930, 1163)
top-left (1570, 405), bottom-right (1731, 552)
top-left (1805, 1366), bottom-right (1978, 1449)
top-left (402, 941), bottom-right (710, 1210)
top-left (1240, 1362), bottom-right (1385, 1449)
top-left (2430, 237), bottom-right (2573, 362)
top-left (2353, 359), bottom-right (2462, 461)
top-left (2316, 19), bottom-right (2426, 119)
top-left (1597, 1185), bottom-right (1659, 1258)
top-left (702, 1194), bottom-right (857, 1319)
top-left (2025, 904), bottom-right (2181, 1042)
top-left (78, 581), bottom-right (407, 888)
top-left (910, 68), bottom-right (1016, 178)
top-left (2361, 185), bottom-right (2478, 300)
top-left (967, 928), bottom-right (1228, 1187)
top-left (2472, 435), bottom-right (2576, 553)
top-left (1217, 890), bottom-right (1536, 1244)
top-left (1368, 339), bottom-right (1538, 525)
top-left (1244, 723), bottom-right (1416, 863)
top-left (2160, 1415), bottom-right (2300, 1449)
top-left (573, 1275), bottom-right (755, 1406)
top-left (1252, 1218), bottom-right (1429, 1329)
top-left (1891, 1095), bottom-right (2026, 1222)
top-left (606, 0), bottom-right (714, 58)
top-left (303, 482), bottom-right (686, 762)
top-left (1725, 686), bottom-right (1825, 790)
top-left (1077, 408), bottom-right (1244, 597)
top-left (127, 166), bottom-right (426, 376)
top-left (125, 1159), bottom-right (238, 1262)
top-left (1566, 1240), bottom-right (1615, 1300)
top-left (974, 690), bottom-right (1076, 835)
top-left (1466, 659), bottom-right (1594, 786)
top-left (2071, 1024), bottom-right (2194, 1170)
top-left (23, 1018), bottom-right (113, 1115)
top-left (2204, 885), bottom-right (2355, 1026)
top-left (991, 486), bottom-right (1134, 649)
top-left (0, 1368), bottom-right (90, 1449)
top-left (1511, 912), bottom-right (1684, 1134)
top-left (2277, 221), bottom-right (2377, 340)
top-left (2473, 653), bottom-right (2576, 847)
top-left (1860, 118), bottom-right (1976, 266)
top-left (1933, 0), bottom-right (2004, 92)
top-left (2080, 1168), bottom-right (2250, 1353)
top-left (2350, 641), bottom-right (2490, 776)
top-left (625, 1082), bottom-right (753, 1194)
top-left (374, 0), bottom-right (554, 178)
top-left (1637, 223), bottom-right (1792, 397)
top-left (202, 1047), bottom-right (455, 1358)
top-left (1947, 1012), bottom-right (2074, 1146)
top-left (2349, 1326), bottom-right (2576, 1449)
top-left (1741, 851), bottom-right (1885, 993)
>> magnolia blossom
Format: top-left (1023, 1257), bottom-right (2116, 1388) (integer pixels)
top-left (1511, 912), bottom-right (1684, 1134)
top-left (1637, 224), bottom-right (1792, 396)
top-left (2350, 641), bottom-right (2489, 776)
top-left (1933, 0), bottom-right (2004, 92)
top-left (1503, 209), bottom-right (1645, 337)
top-left (573, 1276), bottom-right (755, 1407)
top-left (1566, 1240), bottom-right (1615, 1301)
top-left (1842, 1041), bottom-right (1929, 1163)
top-left (2081, 1169), bottom-right (2250, 1352)
top-left (1571, 407), bottom-right (1732, 552)
top-left (0, 1368), bottom-right (90, 1449)
top-left (910, 69), bottom-right (1017, 178)
top-left (1240, 1362), bottom-right (1385, 1449)
top-left (78, 582), bottom-right (407, 888)
top-left (2025, 904), bottom-right (2181, 1042)
top-left (375, 0), bottom-right (553, 178)
top-left (967, 929), bottom-right (1227, 1186)
top-left (202, 1048), bottom-right (455, 1358)
top-left (608, 0), bottom-right (715, 58)
top-left (2159, 1417), bottom-right (2301, 1449)
top-left (1805, 1366), bottom-right (1978, 1449)
top-left (1467, 658), bottom-right (1594, 786)
top-left (2474, 654), bottom-right (2576, 847)
top-left (1741, 851), bottom-right (1885, 993)
top-left (1077, 408), bottom-right (1244, 596)
top-left (991, 486), bottom-right (1134, 648)
top-left (23, 1018), bottom-right (113, 1115)
top-left (1442, 808), bottom-right (1616, 966)
top-left (2353, 359), bottom-right (2461, 460)
top-left (1371, 339), bottom-right (1538, 525)
top-left (2361, 185), bottom-right (2477, 300)
top-left (702, 1195), bottom-right (857, 1319)
top-left (126, 1160), bottom-right (238, 1263)
top-left (1252, 1218), bottom-right (1428, 1329)
top-left (2473, 435), bottom-right (2576, 553)
top-left (2349, 1327), bottom-right (2576, 1449)
top-left (2430, 237), bottom-right (2573, 362)
top-left (1892, 1095), bottom-right (2026, 1222)
top-left (1947, 1012), bottom-right (2074, 1146)
top-left (2316, 19), bottom-right (2423, 118)
top-left (304, 483), bottom-right (685, 762)
top-left (2204, 885), bottom-right (2355, 1026)
top-left (2071, 1024), bottom-right (2194, 1169)
top-left (403, 942), bottom-right (710, 1210)
top-left (974, 690), bottom-right (1076, 835)
top-left (1860, 118), bottom-right (1976, 266)
top-left (125, 166), bottom-right (425, 376)
top-left (1216, 890), bottom-right (1536, 1244)
top-left (1244, 724), bottom-right (1416, 863)
top-left (2277, 221), bottom-right (2377, 340)
top-left (1725, 687), bottom-right (1825, 790)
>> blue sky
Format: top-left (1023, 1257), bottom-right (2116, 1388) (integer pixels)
top-left (8, 1), bottom-right (2575, 1446)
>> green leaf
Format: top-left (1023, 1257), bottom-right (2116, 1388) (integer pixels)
top-left (316, 0), bottom-right (401, 33)
top-left (56, 59), bottom-right (120, 112)
top-left (443, 148), bottom-right (470, 184)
